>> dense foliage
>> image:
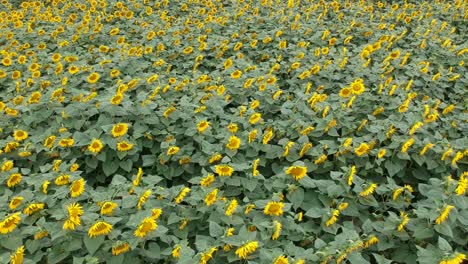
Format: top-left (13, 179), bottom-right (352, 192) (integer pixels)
top-left (0, 0), bottom-right (467, 263)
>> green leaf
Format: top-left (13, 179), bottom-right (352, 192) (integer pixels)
top-left (209, 221), bottom-right (224, 237)
top-left (83, 235), bottom-right (105, 255)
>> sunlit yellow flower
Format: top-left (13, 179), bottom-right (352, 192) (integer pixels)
top-left (274, 255), bottom-right (288, 264)
top-left (58, 138), bottom-right (74, 148)
top-left (55, 174), bottom-right (70, 186)
top-left (117, 141), bottom-right (134, 151)
top-left (134, 217), bottom-right (157, 238)
top-left (205, 188), bottom-right (218, 206)
top-left (215, 164), bottom-right (234, 176)
top-left (1, 160), bottom-right (14, 172)
top-left (285, 166), bottom-right (307, 181)
top-left (101, 201), bottom-right (118, 215)
top-left (326, 209), bottom-right (340, 226)
top-left (87, 72), bottom-right (100, 84)
top-left (23, 203), bottom-right (45, 215)
top-left (88, 139), bottom-right (104, 153)
top-left (398, 211), bottom-right (409, 231)
top-left (70, 178), bottom-right (85, 197)
top-left (272, 220), bottom-right (282, 240)
top-left (231, 70), bottom-right (242, 79)
top-left (10, 245), bottom-right (24, 264)
top-left (226, 136), bottom-right (241, 150)
top-left (137, 190), bottom-right (151, 210)
top-left (359, 183), bottom-right (378, 197)
top-left (0, 213), bottom-right (21, 234)
top-left (225, 199), bottom-right (238, 216)
top-left (112, 242), bottom-right (130, 256)
top-left (9, 196), bottom-right (24, 210)
top-left (235, 241), bottom-right (258, 259)
top-left (354, 143), bottom-right (370, 156)
top-left (13, 130), bottom-right (28, 141)
top-left (172, 245), bottom-right (181, 258)
top-left (200, 174), bottom-right (215, 187)
top-left (377, 149), bottom-right (386, 159)
top-left (88, 221), bottom-right (113, 238)
top-left (7, 173), bottom-right (22, 188)
top-left (197, 120), bottom-right (210, 133)
top-left (435, 205), bottom-right (455, 225)
top-left (264, 201), bottom-right (284, 216)
top-left (175, 187), bottom-right (191, 204)
top-left (167, 146), bottom-right (180, 155)
top-left (439, 253), bottom-right (466, 264)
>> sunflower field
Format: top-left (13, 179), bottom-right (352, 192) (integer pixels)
top-left (0, 0), bottom-right (467, 263)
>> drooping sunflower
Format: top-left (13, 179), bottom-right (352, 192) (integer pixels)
top-left (167, 146), bottom-right (180, 156)
top-left (235, 241), bottom-right (258, 259)
top-left (7, 173), bottom-right (22, 188)
top-left (112, 242), bottom-right (130, 256)
top-left (134, 217), bottom-right (157, 238)
top-left (10, 245), bottom-right (25, 264)
top-left (205, 188), bottom-right (218, 206)
top-left (100, 201), bottom-right (118, 215)
top-left (88, 221), bottom-right (113, 238)
top-left (0, 213), bottom-right (21, 234)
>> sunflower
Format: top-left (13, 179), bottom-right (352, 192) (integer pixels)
top-left (167, 146), bottom-right (180, 156)
top-left (134, 217), bottom-right (157, 238)
top-left (226, 136), bottom-right (241, 150)
top-left (215, 164), bottom-right (234, 176)
top-left (88, 221), bottom-right (113, 238)
top-left (13, 130), bottom-right (28, 141)
top-left (285, 166), bottom-right (307, 181)
top-left (350, 79), bottom-right (365, 95)
top-left (225, 199), bottom-right (238, 216)
top-left (0, 213), bottom-right (21, 234)
top-left (112, 242), bottom-right (130, 256)
top-left (235, 241), bottom-right (258, 259)
top-left (55, 174), bottom-right (70, 185)
top-left (23, 203), bottom-right (45, 215)
top-left (7, 173), bottom-right (22, 188)
top-left (1, 160), bottom-right (14, 172)
top-left (58, 138), bottom-right (74, 148)
top-left (100, 201), bottom-right (118, 215)
top-left (88, 139), bottom-right (104, 153)
top-left (249, 113), bottom-right (262, 124)
top-left (68, 65), bottom-right (79, 74)
top-left (9, 197), bottom-right (24, 210)
top-left (205, 188), bottom-right (218, 206)
top-left (200, 174), bottom-right (215, 187)
top-left (87, 72), bottom-right (100, 84)
top-left (110, 93), bottom-right (124, 105)
top-left (111, 123), bottom-right (128, 137)
top-left (174, 187), bottom-right (191, 204)
top-left (172, 245), bottom-right (181, 258)
top-left (117, 141), bottom-right (134, 152)
top-left (197, 120), bottom-right (210, 133)
top-left (231, 70), bottom-right (242, 79)
top-left (264, 201), bottom-right (284, 216)
top-left (354, 143), bottom-right (370, 156)
top-left (70, 178), bottom-right (85, 197)
top-left (339, 87), bottom-right (352, 98)
top-left (10, 246), bottom-right (24, 264)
